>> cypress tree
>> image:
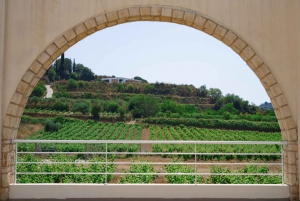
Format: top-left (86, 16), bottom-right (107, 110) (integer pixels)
top-left (55, 60), bottom-right (58, 73)
top-left (73, 58), bottom-right (76, 73)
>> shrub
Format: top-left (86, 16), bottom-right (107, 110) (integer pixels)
top-left (52, 100), bottom-right (69, 111)
top-left (30, 81), bottom-right (46, 97)
top-left (44, 120), bottom-right (61, 132)
top-left (67, 78), bottom-right (78, 89)
top-left (91, 104), bottom-right (101, 119)
top-left (73, 103), bottom-right (91, 115)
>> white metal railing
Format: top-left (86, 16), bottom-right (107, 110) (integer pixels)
top-left (12, 139), bottom-right (287, 185)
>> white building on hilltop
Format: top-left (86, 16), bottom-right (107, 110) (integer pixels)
top-left (101, 77), bottom-right (142, 84)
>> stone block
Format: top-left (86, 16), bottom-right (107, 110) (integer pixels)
top-left (10, 92), bottom-right (23, 105)
top-left (264, 74), bottom-right (276, 86)
top-left (270, 84), bottom-right (282, 97)
top-left (4, 116), bottom-right (16, 128)
top-left (279, 105), bottom-right (291, 119)
top-left (140, 7), bottom-right (151, 17)
top-left (117, 9), bottom-right (129, 19)
top-left (22, 70), bottom-right (35, 84)
top-left (29, 61), bottom-right (42, 73)
top-left (161, 7), bottom-right (172, 21)
top-left (84, 18), bottom-right (97, 30)
top-left (64, 29), bottom-right (77, 41)
top-left (37, 67), bottom-right (46, 78)
top-left (74, 23), bottom-right (87, 35)
top-left (117, 18), bottom-right (128, 24)
top-left (276, 94), bottom-right (287, 107)
top-left (278, 119), bottom-right (285, 131)
top-left (7, 104), bottom-right (20, 118)
top-left (58, 44), bottom-right (70, 54)
top-left (10, 129), bottom-right (18, 139)
top-left (87, 28), bottom-right (96, 36)
top-left (129, 7), bottom-right (140, 17)
top-left (45, 43), bottom-right (58, 56)
top-left (2, 127), bottom-right (12, 140)
top-left (284, 116), bottom-right (297, 130)
top-left (30, 77), bottom-right (40, 88)
top-left (24, 86), bottom-right (33, 98)
top-left (253, 68), bottom-right (264, 79)
top-left (247, 55), bottom-right (263, 70)
top-left (231, 38), bottom-right (246, 54)
top-left (172, 18), bottom-right (184, 24)
top-left (286, 129), bottom-right (297, 141)
top-left (183, 12), bottom-right (195, 26)
top-left (192, 15), bottom-right (206, 30)
top-left (106, 21), bottom-right (117, 27)
top-left (203, 20), bottom-right (217, 35)
top-left (1, 166), bottom-right (10, 174)
top-left (240, 46), bottom-right (255, 61)
top-left (287, 173), bottom-right (297, 185)
top-left (222, 31), bottom-right (237, 46)
top-left (289, 186), bottom-right (298, 194)
top-left (1, 172), bottom-right (10, 187)
top-left (266, 89), bottom-right (274, 99)
top-left (151, 7), bottom-right (162, 16)
top-left (96, 23), bottom-right (107, 31)
top-left (213, 25), bottom-right (227, 40)
top-left (2, 145), bottom-right (9, 153)
top-left (20, 97), bottom-right (28, 108)
top-left (106, 12), bottom-right (118, 22)
top-left (54, 36), bottom-right (67, 48)
top-left (95, 14), bottom-right (107, 25)
top-left (287, 164), bottom-right (298, 174)
top-left (273, 109), bottom-right (282, 120)
top-left (270, 99), bottom-right (279, 109)
top-left (37, 52), bottom-right (50, 65)
top-left (286, 144), bottom-right (298, 152)
top-left (0, 188), bottom-right (8, 200)
top-left (287, 151), bottom-right (296, 165)
top-left (172, 9), bottom-right (184, 19)
top-left (257, 64), bottom-right (270, 77)
top-left (281, 130), bottom-right (287, 140)
top-left (50, 49), bottom-right (62, 60)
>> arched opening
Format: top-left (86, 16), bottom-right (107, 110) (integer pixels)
top-left (1, 5), bottom-right (298, 200)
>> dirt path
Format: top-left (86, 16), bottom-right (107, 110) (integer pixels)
top-left (45, 85), bottom-right (53, 98)
top-left (140, 128), bottom-right (152, 152)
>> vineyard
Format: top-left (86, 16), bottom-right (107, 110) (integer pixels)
top-left (17, 119), bottom-right (283, 184)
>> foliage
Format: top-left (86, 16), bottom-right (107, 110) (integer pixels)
top-left (30, 81), bottom-right (46, 97)
top-left (67, 78), bottom-right (78, 89)
top-left (91, 104), bottom-right (101, 119)
top-left (44, 120), bottom-right (61, 132)
top-left (72, 102), bottom-right (91, 115)
top-left (52, 100), bottom-right (69, 111)
top-left (129, 95), bottom-right (158, 118)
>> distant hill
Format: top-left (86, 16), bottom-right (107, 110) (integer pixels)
top-left (259, 102), bottom-right (273, 110)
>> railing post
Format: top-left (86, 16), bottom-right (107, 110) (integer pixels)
top-left (194, 142), bottom-right (197, 185)
top-left (105, 142), bottom-right (107, 185)
top-left (15, 141), bottom-right (17, 184)
top-left (281, 143), bottom-right (284, 185)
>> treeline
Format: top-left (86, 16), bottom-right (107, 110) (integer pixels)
top-left (52, 80), bottom-right (267, 115)
top-left (45, 54), bottom-right (96, 82)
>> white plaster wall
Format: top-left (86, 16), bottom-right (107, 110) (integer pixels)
top-left (9, 184), bottom-right (290, 199)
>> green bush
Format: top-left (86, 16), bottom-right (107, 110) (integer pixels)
top-left (52, 100), bottom-right (69, 111)
top-left (30, 81), bottom-right (46, 97)
top-left (67, 78), bottom-right (78, 89)
top-left (44, 120), bottom-right (61, 132)
top-left (72, 103), bottom-right (91, 115)
top-left (91, 104), bottom-right (101, 119)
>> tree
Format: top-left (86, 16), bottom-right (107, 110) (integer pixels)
top-left (80, 67), bottom-right (95, 81)
top-left (48, 68), bottom-right (56, 82)
top-left (30, 81), bottom-right (46, 97)
top-left (134, 76), bottom-right (148, 83)
top-left (72, 59), bottom-right (76, 73)
top-left (144, 84), bottom-right (154, 94)
top-left (67, 78), bottom-right (78, 89)
top-left (208, 88), bottom-right (223, 104)
top-left (128, 95), bottom-right (158, 118)
top-left (218, 103), bottom-right (238, 115)
top-left (72, 103), bottom-right (91, 114)
top-left (91, 104), bottom-right (101, 119)
top-left (199, 85), bottom-right (208, 98)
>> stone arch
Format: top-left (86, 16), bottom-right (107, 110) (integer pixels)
top-left (1, 5), bottom-right (298, 201)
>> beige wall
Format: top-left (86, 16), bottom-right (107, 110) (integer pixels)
top-left (0, 0), bottom-right (299, 200)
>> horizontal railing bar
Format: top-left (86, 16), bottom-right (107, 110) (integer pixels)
top-left (17, 162), bottom-right (282, 166)
top-left (16, 151), bottom-right (282, 156)
top-left (12, 139), bottom-right (287, 145)
top-left (16, 172), bottom-right (282, 176)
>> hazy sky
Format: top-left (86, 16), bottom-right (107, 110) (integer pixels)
top-left (64, 22), bottom-right (269, 105)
